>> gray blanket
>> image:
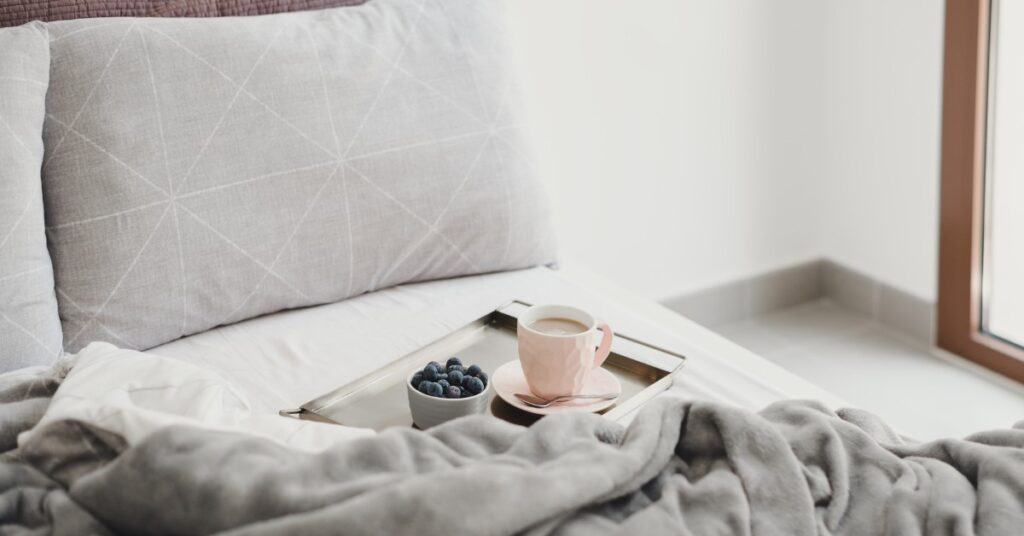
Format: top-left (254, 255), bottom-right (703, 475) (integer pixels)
top-left (1, 365), bottom-right (1022, 535)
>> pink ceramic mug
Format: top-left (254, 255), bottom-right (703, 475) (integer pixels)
top-left (516, 304), bottom-right (614, 399)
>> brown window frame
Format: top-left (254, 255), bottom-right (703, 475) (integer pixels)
top-left (938, 0), bottom-right (1024, 383)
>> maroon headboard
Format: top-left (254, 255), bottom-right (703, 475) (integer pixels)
top-left (1, 0), bottom-right (365, 28)
top-left (1, 1), bottom-right (163, 27)
top-left (153, 0), bottom-right (364, 18)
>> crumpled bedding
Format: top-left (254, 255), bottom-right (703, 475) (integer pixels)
top-left (25, 342), bottom-right (373, 452)
top-left (2, 356), bottom-right (1023, 535)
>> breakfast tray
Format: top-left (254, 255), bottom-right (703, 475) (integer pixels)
top-left (281, 301), bottom-right (686, 429)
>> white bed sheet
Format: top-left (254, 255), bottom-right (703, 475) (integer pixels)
top-left (148, 267), bottom-right (846, 416)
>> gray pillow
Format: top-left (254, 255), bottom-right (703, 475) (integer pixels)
top-left (0, 22), bottom-right (63, 371)
top-left (43, 0), bottom-right (557, 353)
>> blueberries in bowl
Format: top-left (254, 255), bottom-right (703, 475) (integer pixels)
top-left (425, 382), bottom-right (444, 397)
top-left (411, 357), bottom-right (488, 399)
top-left (462, 376), bottom-right (484, 396)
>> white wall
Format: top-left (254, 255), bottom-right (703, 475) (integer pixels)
top-left (503, 0), bottom-right (944, 302)
top-left (817, 0), bottom-right (945, 301)
top-left (503, 0), bottom-right (825, 300)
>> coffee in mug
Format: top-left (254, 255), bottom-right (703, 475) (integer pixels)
top-left (516, 304), bottom-right (613, 399)
top-left (528, 317), bottom-right (588, 336)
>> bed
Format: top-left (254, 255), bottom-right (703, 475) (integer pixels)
top-left (147, 265), bottom-right (847, 418)
top-left (2, 1), bottom-right (1020, 533)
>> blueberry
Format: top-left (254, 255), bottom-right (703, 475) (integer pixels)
top-left (411, 371), bottom-right (423, 387)
top-left (464, 376), bottom-right (484, 395)
top-left (424, 381), bottom-right (444, 398)
top-left (445, 386), bottom-right (462, 398)
top-left (426, 361), bottom-right (443, 372)
top-left (477, 371), bottom-right (488, 387)
top-left (418, 380), bottom-right (431, 394)
top-left (422, 367), bottom-right (440, 382)
top-left (447, 364), bottom-right (464, 374)
top-left (448, 370), bottom-right (464, 386)
top-left (437, 373), bottom-right (448, 381)
top-left (446, 357), bottom-right (463, 369)
top-left (466, 364), bottom-right (482, 377)
top-left (438, 379), bottom-right (450, 390)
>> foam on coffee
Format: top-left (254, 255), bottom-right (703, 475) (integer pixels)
top-left (529, 317), bottom-right (588, 336)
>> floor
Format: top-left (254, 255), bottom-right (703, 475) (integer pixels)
top-left (715, 299), bottom-right (1024, 440)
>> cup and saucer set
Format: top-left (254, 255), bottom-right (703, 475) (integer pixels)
top-left (492, 304), bottom-right (621, 416)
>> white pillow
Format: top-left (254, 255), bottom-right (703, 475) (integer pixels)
top-left (0, 22), bottom-right (62, 371)
top-left (43, 0), bottom-right (557, 353)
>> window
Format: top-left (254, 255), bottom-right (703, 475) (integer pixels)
top-left (938, 0), bottom-right (1024, 382)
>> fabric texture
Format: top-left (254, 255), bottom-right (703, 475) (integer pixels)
top-left (0, 1), bottom-right (165, 28)
top-left (6, 382), bottom-right (1024, 534)
top-left (0, 360), bottom-right (110, 534)
top-left (153, 0), bottom-right (365, 17)
top-left (43, 0), bottom-right (557, 353)
top-left (26, 341), bottom-right (373, 452)
top-left (0, 0), bottom-right (362, 28)
top-left (0, 22), bottom-right (63, 372)
top-left (0, 359), bottom-right (70, 451)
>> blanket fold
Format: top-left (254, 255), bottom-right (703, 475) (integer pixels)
top-left (1, 358), bottom-right (1022, 535)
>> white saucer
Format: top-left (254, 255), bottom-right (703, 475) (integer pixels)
top-left (492, 360), bottom-right (622, 416)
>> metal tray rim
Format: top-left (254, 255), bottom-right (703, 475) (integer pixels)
top-left (282, 300), bottom-right (686, 425)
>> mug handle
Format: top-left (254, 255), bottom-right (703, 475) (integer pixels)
top-left (593, 321), bottom-right (613, 368)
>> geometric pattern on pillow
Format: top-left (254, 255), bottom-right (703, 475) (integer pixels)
top-left (43, 0), bottom-right (557, 353)
top-left (0, 22), bottom-right (63, 371)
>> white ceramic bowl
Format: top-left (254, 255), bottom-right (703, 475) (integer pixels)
top-left (407, 369), bottom-right (491, 429)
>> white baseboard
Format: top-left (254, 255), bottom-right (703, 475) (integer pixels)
top-left (661, 258), bottom-right (936, 345)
